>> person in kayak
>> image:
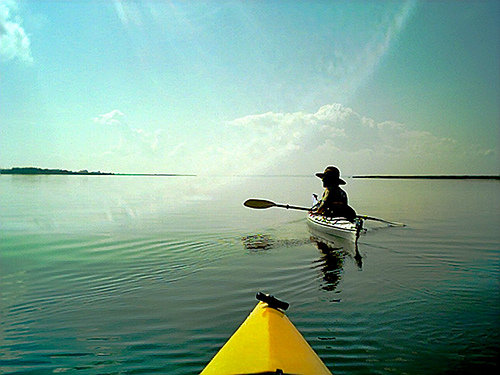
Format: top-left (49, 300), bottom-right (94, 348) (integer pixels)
top-left (312, 166), bottom-right (357, 221)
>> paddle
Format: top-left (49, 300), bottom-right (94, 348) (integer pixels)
top-left (243, 198), bottom-right (311, 211)
top-left (243, 198), bottom-right (405, 227)
top-left (356, 215), bottom-right (405, 227)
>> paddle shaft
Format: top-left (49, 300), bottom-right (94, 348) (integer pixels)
top-left (356, 215), bottom-right (405, 226)
top-left (244, 198), bottom-right (405, 226)
top-left (274, 203), bottom-right (311, 211)
top-left (243, 199), bottom-right (311, 211)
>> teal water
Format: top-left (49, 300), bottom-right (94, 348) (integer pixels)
top-left (1, 176), bottom-right (499, 374)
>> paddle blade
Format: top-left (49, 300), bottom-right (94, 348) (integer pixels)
top-left (243, 199), bottom-right (276, 209)
top-left (357, 215), bottom-right (405, 227)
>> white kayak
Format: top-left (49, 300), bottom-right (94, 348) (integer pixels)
top-left (307, 194), bottom-right (363, 243)
top-left (307, 212), bottom-right (363, 243)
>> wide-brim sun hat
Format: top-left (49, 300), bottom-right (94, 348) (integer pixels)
top-left (315, 166), bottom-right (346, 185)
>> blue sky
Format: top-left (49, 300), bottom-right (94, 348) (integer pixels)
top-left (1, 0), bottom-right (499, 175)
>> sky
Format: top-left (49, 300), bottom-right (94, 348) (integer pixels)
top-left (1, 0), bottom-right (499, 176)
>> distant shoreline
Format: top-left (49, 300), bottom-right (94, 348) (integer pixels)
top-left (114, 173), bottom-right (196, 177)
top-left (0, 167), bottom-right (195, 177)
top-left (1, 168), bottom-right (497, 180)
top-left (352, 175), bottom-right (500, 180)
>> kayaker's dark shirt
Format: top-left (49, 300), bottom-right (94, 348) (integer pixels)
top-left (322, 186), bottom-right (347, 205)
top-left (316, 187), bottom-right (356, 221)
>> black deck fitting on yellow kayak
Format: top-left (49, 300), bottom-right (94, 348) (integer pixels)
top-left (256, 292), bottom-right (289, 311)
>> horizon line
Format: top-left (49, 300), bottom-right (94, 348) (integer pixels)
top-left (1, 167), bottom-right (498, 179)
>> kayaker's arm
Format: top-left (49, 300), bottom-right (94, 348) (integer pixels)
top-left (315, 201), bottom-right (345, 214)
top-left (313, 190), bottom-right (329, 214)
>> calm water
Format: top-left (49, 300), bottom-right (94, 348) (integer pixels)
top-left (1, 175), bottom-right (499, 374)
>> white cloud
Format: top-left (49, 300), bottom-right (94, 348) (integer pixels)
top-left (93, 109), bottom-right (126, 126)
top-left (0, 0), bottom-right (32, 63)
top-left (196, 103), bottom-right (497, 176)
top-left (92, 104), bottom-right (497, 176)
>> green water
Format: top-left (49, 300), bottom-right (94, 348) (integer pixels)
top-left (1, 176), bottom-right (499, 374)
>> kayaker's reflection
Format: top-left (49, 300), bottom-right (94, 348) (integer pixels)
top-left (311, 237), bottom-right (362, 292)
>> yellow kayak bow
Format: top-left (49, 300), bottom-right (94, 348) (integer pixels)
top-left (201, 293), bottom-right (332, 375)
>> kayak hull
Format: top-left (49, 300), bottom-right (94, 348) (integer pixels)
top-left (201, 300), bottom-right (331, 375)
top-left (307, 212), bottom-right (363, 243)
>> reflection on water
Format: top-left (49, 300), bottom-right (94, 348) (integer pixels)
top-left (241, 229), bottom-right (366, 294)
top-left (310, 236), bottom-right (363, 293)
top-left (308, 225), bottom-right (363, 265)
top-left (312, 242), bottom-right (344, 292)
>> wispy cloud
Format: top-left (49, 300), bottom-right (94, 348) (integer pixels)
top-left (317, 0), bottom-right (417, 101)
top-left (112, 0), bottom-right (146, 27)
top-left (93, 109), bottom-right (126, 127)
top-left (93, 110), bottom-right (168, 157)
top-left (0, 0), bottom-right (32, 63)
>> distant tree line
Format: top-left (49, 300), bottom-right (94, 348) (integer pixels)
top-left (0, 167), bottom-right (114, 175)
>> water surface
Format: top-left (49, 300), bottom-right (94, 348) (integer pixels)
top-left (1, 176), bottom-right (499, 374)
